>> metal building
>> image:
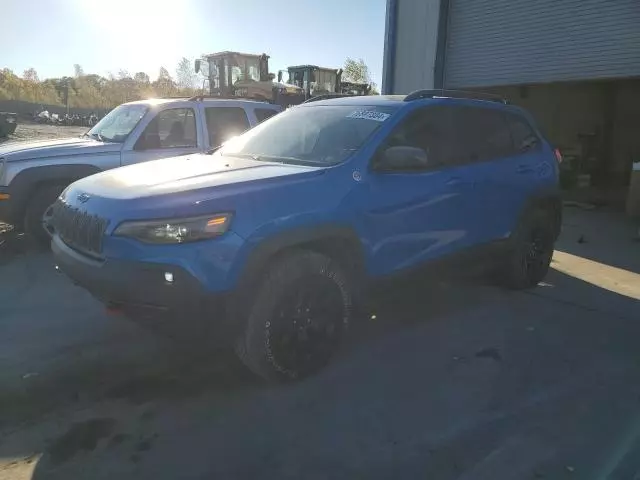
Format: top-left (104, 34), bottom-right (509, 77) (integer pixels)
top-left (383, 0), bottom-right (640, 194)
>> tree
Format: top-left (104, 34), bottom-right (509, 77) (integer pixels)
top-left (22, 68), bottom-right (39, 82)
top-left (134, 72), bottom-right (150, 84)
top-left (0, 62), bottom-right (206, 108)
top-left (342, 58), bottom-right (378, 94)
top-left (176, 57), bottom-right (197, 90)
top-left (153, 67), bottom-right (178, 97)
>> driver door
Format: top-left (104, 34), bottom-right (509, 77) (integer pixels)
top-left (121, 107), bottom-right (200, 166)
top-left (353, 105), bottom-right (479, 277)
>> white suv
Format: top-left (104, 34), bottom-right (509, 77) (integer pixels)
top-left (0, 97), bottom-right (281, 244)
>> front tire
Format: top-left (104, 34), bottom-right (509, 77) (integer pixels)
top-left (236, 251), bottom-right (354, 383)
top-left (501, 209), bottom-right (555, 289)
top-left (24, 185), bottom-right (65, 248)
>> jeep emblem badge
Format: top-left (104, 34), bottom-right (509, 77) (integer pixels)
top-left (77, 193), bottom-right (91, 203)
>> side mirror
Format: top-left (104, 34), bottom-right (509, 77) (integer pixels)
top-left (374, 146), bottom-right (429, 172)
top-left (277, 71), bottom-right (283, 83)
top-left (194, 59), bottom-right (201, 74)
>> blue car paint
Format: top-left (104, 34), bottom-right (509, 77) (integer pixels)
top-left (55, 96), bottom-right (558, 294)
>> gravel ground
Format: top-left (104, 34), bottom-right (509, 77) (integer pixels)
top-left (0, 122), bottom-right (88, 146)
top-left (0, 208), bottom-right (639, 479)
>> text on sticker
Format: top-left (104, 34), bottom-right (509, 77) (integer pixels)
top-left (346, 110), bottom-right (391, 122)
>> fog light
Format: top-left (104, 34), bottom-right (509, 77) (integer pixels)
top-left (164, 272), bottom-right (174, 283)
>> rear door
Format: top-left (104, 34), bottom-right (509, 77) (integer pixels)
top-left (252, 107), bottom-right (280, 124)
top-left (203, 106), bottom-right (251, 149)
top-left (121, 106), bottom-right (200, 166)
top-left (449, 105), bottom-right (516, 244)
top-left (501, 111), bottom-right (554, 231)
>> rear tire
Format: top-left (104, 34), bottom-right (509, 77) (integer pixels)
top-left (24, 185), bottom-right (65, 248)
top-left (500, 209), bottom-right (555, 289)
top-left (235, 251), bottom-right (354, 383)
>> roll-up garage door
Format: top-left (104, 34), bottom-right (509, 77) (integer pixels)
top-left (444, 0), bottom-right (640, 88)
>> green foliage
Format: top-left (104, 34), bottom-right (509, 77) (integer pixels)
top-left (0, 60), bottom-right (204, 109)
top-left (342, 58), bottom-right (378, 95)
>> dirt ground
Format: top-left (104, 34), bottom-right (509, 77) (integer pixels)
top-left (0, 122), bottom-right (88, 145)
top-left (0, 208), bottom-right (639, 479)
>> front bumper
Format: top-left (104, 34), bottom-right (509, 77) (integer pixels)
top-left (52, 234), bottom-right (232, 340)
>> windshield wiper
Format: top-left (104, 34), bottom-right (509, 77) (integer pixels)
top-left (221, 153), bottom-right (322, 166)
top-left (84, 132), bottom-right (105, 142)
top-left (206, 145), bottom-right (223, 155)
top-left (220, 152), bottom-right (268, 162)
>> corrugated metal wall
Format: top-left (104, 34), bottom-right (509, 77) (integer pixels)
top-left (444, 0), bottom-right (640, 88)
top-left (388, 0), bottom-right (441, 94)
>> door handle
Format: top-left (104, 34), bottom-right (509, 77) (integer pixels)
top-left (446, 177), bottom-right (463, 187)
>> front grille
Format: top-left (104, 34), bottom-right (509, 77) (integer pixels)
top-left (52, 200), bottom-right (109, 255)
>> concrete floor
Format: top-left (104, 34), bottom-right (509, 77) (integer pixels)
top-left (0, 208), bottom-right (639, 480)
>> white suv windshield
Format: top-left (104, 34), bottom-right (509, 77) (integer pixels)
top-left (219, 105), bottom-right (398, 166)
top-left (87, 104), bottom-right (148, 143)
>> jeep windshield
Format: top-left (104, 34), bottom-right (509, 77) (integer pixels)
top-left (86, 104), bottom-right (148, 143)
top-left (219, 105), bottom-right (398, 166)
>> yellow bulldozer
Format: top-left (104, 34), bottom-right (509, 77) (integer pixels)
top-left (195, 51), bottom-right (305, 108)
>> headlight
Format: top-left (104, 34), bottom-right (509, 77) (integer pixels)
top-left (113, 213), bottom-right (232, 244)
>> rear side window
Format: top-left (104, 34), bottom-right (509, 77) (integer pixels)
top-left (138, 108), bottom-right (197, 149)
top-left (452, 107), bottom-right (512, 163)
top-left (254, 108), bottom-right (279, 123)
top-left (205, 107), bottom-right (250, 146)
top-left (506, 113), bottom-right (541, 153)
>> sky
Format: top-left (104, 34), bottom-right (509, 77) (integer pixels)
top-left (3, 0), bottom-right (386, 86)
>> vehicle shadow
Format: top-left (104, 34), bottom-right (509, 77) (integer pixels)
top-left (14, 259), bottom-right (639, 479)
top-left (558, 206), bottom-right (640, 274)
top-left (2, 207), bottom-right (639, 478)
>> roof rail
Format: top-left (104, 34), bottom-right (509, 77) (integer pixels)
top-left (302, 93), bottom-right (352, 104)
top-left (404, 89), bottom-right (508, 104)
top-left (187, 94), bottom-right (267, 102)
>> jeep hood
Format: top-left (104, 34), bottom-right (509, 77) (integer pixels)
top-left (71, 153), bottom-right (323, 200)
top-left (0, 137), bottom-right (121, 162)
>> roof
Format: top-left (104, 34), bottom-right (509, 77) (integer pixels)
top-left (203, 51), bottom-right (268, 59)
top-left (288, 65), bottom-right (338, 72)
top-left (123, 97), bottom-right (279, 108)
top-left (300, 95), bottom-right (407, 107)
top-left (300, 91), bottom-right (511, 108)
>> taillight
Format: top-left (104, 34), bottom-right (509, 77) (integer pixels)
top-left (554, 148), bottom-right (563, 163)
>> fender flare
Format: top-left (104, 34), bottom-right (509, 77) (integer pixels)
top-left (518, 190), bottom-right (563, 239)
top-left (237, 224), bottom-right (366, 289)
top-left (8, 164), bottom-right (102, 221)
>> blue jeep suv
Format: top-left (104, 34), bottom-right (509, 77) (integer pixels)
top-left (51, 90), bottom-right (562, 382)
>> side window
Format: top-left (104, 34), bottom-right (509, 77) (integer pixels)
top-left (205, 107), bottom-right (250, 147)
top-left (254, 108), bottom-right (279, 123)
top-left (138, 108), bottom-right (197, 149)
top-left (507, 113), bottom-right (541, 153)
top-left (379, 106), bottom-right (453, 169)
top-left (451, 107), bottom-right (512, 163)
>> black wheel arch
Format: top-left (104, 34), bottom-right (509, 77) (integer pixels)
top-left (7, 164), bottom-right (102, 226)
top-left (239, 225), bottom-right (367, 289)
top-left (518, 191), bottom-right (563, 240)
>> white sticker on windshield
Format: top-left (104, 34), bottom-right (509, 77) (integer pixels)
top-left (346, 110), bottom-right (391, 122)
